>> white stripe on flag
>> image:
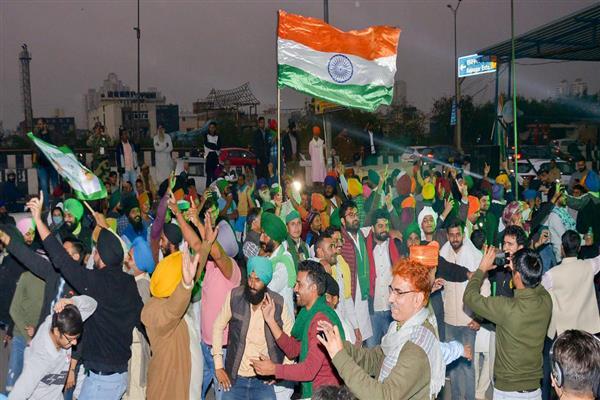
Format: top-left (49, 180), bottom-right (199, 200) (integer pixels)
top-left (277, 38), bottom-right (396, 87)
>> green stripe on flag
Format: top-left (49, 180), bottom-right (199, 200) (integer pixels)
top-left (277, 64), bottom-right (393, 112)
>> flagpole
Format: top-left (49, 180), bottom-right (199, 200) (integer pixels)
top-left (511, 0), bottom-right (518, 200)
top-left (277, 87), bottom-right (281, 188)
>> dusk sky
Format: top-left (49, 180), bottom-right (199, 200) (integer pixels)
top-left (1, 0), bottom-right (598, 130)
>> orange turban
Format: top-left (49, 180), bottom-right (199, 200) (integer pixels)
top-left (401, 196), bottom-right (416, 209)
top-left (311, 193), bottom-right (326, 212)
top-left (467, 195), bottom-right (480, 219)
top-left (312, 126), bottom-right (321, 135)
top-left (173, 188), bottom-right (185, 201)
top-left (409, 243), bottom-right (439, 268)
top-left (138, 192), bottom-right (149, 207)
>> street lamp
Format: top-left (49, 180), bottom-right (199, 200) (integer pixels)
top-left (447, 0), bottom-right (462, 151)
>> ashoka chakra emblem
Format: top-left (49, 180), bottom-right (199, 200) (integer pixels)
top-left (328, 54), bottom-right (353, 83)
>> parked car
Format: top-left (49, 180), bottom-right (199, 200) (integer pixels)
top-left (400, 146), bottom-right (428, 162)
top-left (507, 145), bottom-right (556, 161)
top-left (418, 145), bottom-right (464, 164)
top-left (174, 156), bottom-right (207, 191)
top-left (551, 139), bottom-right (585, 158)
top-left (516, 158), bottom-right (574, 186)
top-left (219, 147), bottom-right (257, 168)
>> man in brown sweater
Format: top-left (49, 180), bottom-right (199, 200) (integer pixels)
top-left (141, 229), bottom-right (215, 400)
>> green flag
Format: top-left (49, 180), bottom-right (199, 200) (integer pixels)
top-left (28, 132), bottom-right (107, 201)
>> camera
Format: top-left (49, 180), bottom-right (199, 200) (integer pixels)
top-left (494, 251), bottom-right (511, 268)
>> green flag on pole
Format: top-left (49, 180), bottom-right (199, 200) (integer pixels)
top-left (28, 132), bottom-right (107, 201)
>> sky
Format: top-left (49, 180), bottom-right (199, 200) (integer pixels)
top-left (1, 0), bottom-right (599, 130)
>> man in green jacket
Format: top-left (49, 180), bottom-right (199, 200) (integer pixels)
top-left (464, 247), bottom-right (552, 399)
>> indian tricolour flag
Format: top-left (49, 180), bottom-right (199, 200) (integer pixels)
top-left (277, 10), bottom-right (401, 112)
top-left (28, 132), bottom-right (107, 201)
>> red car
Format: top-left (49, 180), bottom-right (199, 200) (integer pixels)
top-left (219, 147), bottom-right (257, 167)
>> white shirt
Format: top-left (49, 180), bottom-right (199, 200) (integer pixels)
top-left (368, 130), bottom-right (375, 154)
top-left (10, 296), bottom-right (97, 400)
top-left (373, 241), bottom-right (392, 312)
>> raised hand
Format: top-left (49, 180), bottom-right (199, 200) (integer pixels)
top-left (261, 293), bottom-right (275, 323)
top-left (181, 243), bottom-right (200, 286)
top-left (478, 246), bottom-right (497, 273)
top-left (54, 298), bottom-right (74, 313)
top-left (26, 191), bottom-right (44, 221)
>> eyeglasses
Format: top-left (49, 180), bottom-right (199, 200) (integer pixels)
top-left (388, 285), bottom-right (418, 297)
top-left (61, 332), bottom-right (79, 345)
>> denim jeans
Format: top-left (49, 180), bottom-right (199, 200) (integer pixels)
top-left (201, 341), bottom-right (225, 400)
top-left (445, 324), bottom-right (476, 400)
top-left (121, 170), bottom-right (137, 188)
top-left (79, 370), bottom-right (128, 400)
top-left (5, 335), bottom-right (26, 393)
top-left (365, 309), bottom-right (392, 348)
top-left (222, 376), bottom-right (276, 400)
top-left (493, 388), bottom-right (542, 400)
top-left (37, 166), bottom-right (58, 208)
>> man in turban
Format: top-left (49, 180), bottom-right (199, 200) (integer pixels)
top-left (142, 241), bottom-right (212, 400)
top-left (260, 212), bottom-right (296, 319)
top-left (120, 195), bottom-right (150, 245)
top-left (212, 256), bottom-right (294, 400)
top-left (59, 198), bottom-right (93, 253)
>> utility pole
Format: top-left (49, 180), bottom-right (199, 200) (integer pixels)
top-left (134, 0), bottom-right (141, 140)
top-left (324, 0), bottom-right (329, 23)
top-left (447, 0), bottom-right (462, 151)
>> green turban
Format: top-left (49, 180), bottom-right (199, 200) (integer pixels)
top-left (285, 209), bottom-right (301, 225)
top-left (247, 256), bottom-right (273, 285)
top-left (368, 170), bottom-right (380, 186)
top-left (216, 179), bottom-right (229, 194)
top-left (262, 201), bottom-right (275, 213)
top-left (64, 198), bottom-right (84, 221)
top-left (261, 212), bottom-right (287, 243)
top-left (403, 222), bottom-right (421, 240)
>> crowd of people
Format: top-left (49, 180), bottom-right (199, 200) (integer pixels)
top-left (0, 119), bottom-right (599, 400)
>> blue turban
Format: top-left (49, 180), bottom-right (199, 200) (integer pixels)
top-left (132, 237), bottom-right (155, 274)
top-left (522, 189), bottom-right (538, 201)
top-left (324, 175), bottom-right (337, 188)
top-left (247, 256), bottom-right (273, 285)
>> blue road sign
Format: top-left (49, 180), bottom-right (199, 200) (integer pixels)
top-left (458, 54), bottom-right (497, 78)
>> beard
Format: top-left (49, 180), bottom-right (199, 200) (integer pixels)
top-left (260, 239), bottom-right (276, 254)
top-left (324, 190), bottom-right (334, 199)
top-left (129, 216), bottom-right (143, 233)
top-left (64, 221), bottom-right (78, 233)
top-left (450, 240), bottom-right (463, 251)
top-left (244, 284), bottom-right (267, 305)
top-left (345, 220), bottom-right (360, 234)
top-left (375, 231), bottom-right (389, 242)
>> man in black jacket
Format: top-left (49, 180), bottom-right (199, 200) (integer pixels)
top-left (252, 117), bottom-right (270, 179)
top-left (27, 191), bottom-right (143, 399)
top-left (282, 121), bottom-right (300, 177)
top-left (204, 121), bottom-right (221, 186)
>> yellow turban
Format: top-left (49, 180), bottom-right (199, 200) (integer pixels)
top-left (348, 178), bottom-right (363, 197)
top-left (150, 251), bottom-right (183, 298)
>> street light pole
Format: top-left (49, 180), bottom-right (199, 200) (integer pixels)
top-left (447, 0), bottom-right (462, 151)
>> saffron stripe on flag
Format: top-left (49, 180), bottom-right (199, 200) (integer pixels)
top-left (278, 9), bottom-right (400, 61)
